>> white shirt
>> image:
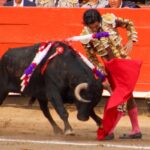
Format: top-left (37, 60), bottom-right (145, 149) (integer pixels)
top-left (13, 0), bottom-right (24, 6)
top-left (57, 0), bottom-right (79, 7)
top-left (82, 0), bottom-right (108, 8)
top-left (119, 1), bottom-right (123, 8)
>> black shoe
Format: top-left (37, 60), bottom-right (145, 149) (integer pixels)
top-left (119, 132), bottom-right (142, 139)
top-left (104, 133), bottom-right (115, 140)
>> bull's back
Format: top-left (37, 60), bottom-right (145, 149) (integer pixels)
top-left (2, 44), bottom-right (40, 63)
top-left (1, 44), bottom-right (40, 85)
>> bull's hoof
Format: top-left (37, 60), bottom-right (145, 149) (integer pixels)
top-left (64, 129), bottom-right (75, 136)
top-left (54, 127), bottom-right (63, 135)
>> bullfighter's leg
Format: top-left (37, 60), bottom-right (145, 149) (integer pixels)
top-left (48, 92), bottom-right (75, 135)
top-left (126, 97), bottom-right (142, 136)
top-left (38, 99), bottom-right (63, 134)
top-left (119, 96), bottom-right (142, 139)
top-left (90, 109), bottom-right (102, 126)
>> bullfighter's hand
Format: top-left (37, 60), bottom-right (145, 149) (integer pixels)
top-left (100, 66), bottom-right (107, 76)
top-left (123, 40), bottom-right (133, 54)
top-left (102, 79), bottom-right (112, 95)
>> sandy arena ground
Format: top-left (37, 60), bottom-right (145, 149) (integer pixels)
top-left (0, 97), bottom-right (150, 150)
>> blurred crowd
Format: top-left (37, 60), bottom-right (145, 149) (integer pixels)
top-left (0, 0), bottom-right (146, 8)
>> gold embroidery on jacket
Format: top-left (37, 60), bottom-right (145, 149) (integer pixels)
top-left (80, 13), bottom-right (138, 67)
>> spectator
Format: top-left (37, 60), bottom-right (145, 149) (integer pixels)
top-left (3, 0), bottom-right (36, 6)
top-left (0, 0), bottom-right (6, 5)
top-left (105, 0), bottom-right (140, 8)
top-left (57, 0), bottom-right (79, 7)
top-left (35, 0), bottom-right (55, 7)
top-left (81, 0), bottom-right (108, 8)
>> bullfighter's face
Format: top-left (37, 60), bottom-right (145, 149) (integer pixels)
top-left (88, 21), bottom-right (101, 33)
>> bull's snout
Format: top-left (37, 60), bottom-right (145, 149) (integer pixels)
top-left (77, 113), bottom-right (89, 121)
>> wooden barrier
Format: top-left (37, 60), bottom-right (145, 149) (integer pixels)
top-left (0, 7), bottom-right (150, 91)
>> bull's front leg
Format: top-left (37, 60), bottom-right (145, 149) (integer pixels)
top-left (48, 90), bottom-right (75, 136)
top-left (38, 99), bottom-right (63, 135)
top-left (90, 109), bottom-right (102, 127)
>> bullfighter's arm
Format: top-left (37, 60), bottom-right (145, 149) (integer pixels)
top-left (116, 17), bottom-right (138, 42)
top-left (80, 27), bottom-right (106, 73)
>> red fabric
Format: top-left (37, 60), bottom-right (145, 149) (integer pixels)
top-left (97, 58), bottom-right (142, 140)
top-left (41, 46), bottom-right (64, 74)
top-left (32, 63), bottom-right (37, 68)
top-left (41, 58), bottom-right (51, 75)
top-left (38, 42), bottom-right (49, 52)
top-left (56, 46), bottom-right (64, 54)
top-left (109, 111), bottom-right (124, 134)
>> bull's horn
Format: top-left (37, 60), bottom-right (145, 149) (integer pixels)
top-left (74, 83), bottom-right (91, 103)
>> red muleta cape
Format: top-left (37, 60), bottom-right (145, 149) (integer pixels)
top-left (97, 58), bottom-right (142, 140)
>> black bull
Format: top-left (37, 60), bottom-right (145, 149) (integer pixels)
top-left (0, 41), bottom-right (103, 135)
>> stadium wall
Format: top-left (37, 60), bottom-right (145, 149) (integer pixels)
top-left (0, 7), bottom-right (150, 92)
